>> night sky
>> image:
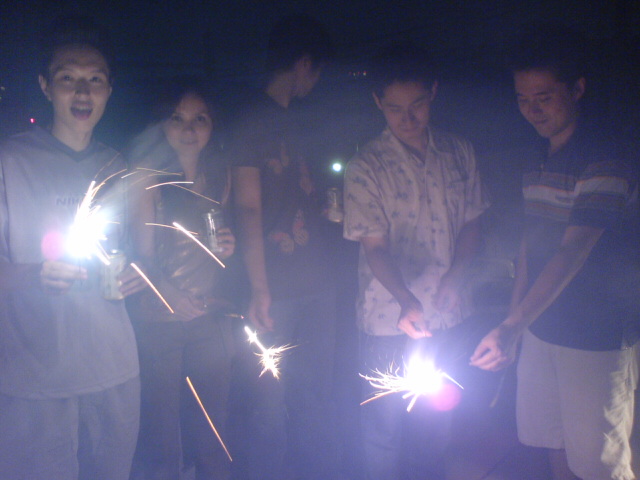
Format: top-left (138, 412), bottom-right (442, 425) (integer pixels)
top-left (1, 0), bottom-right (639, 166)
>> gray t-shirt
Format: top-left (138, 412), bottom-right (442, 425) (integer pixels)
top-left (0, 127), bottom-right (139, 398)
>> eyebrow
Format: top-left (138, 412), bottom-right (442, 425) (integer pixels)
top-left (385, 94), bottom-right (430, 107)
top-left (50, 64), bottom-right (110, 77)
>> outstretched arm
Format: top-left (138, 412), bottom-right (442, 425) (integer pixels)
top-left (470, 225), bottom-right (603, 371)
top-left (233, 166), bottom-right (274, 332)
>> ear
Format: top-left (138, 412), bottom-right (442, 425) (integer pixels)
top-left (38, 75), bottom-right (51, 101)
top-left (373, 92), bottom-right (383, 111)
top-left (572, 77), bottom-right (586, 101)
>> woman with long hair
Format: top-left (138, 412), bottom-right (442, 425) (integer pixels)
top-left (126, 77), bottom-right (235, 480)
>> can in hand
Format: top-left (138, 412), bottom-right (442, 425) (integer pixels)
top-left (100, 250), bottom-right (127, 300)
top-left (326, 187), bottom-right (344, 223)
top-left (203, 206), bottom-right (225, 253)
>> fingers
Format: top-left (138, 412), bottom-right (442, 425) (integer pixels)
top-left (469, 341), bottom-right (511, 372)
top-left (40, 260), bottom-right (87, 294)
top-left (215, 228), bottom-right (235, 259)
top-left (117, 266), bottom-right (149, 297)
top-left (397, 318), bottom-right (432, 339)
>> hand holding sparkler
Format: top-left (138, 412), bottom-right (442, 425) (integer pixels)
top-left (246, 291), bottom-right (274, 332)
top-left (470, 322), bottom-right (522, 372)
top-left (397, 295), bottom-right (431, 339)
top-left (40, 260), bottom-right (88, 295)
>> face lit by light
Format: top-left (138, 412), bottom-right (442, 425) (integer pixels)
top-left (39, 45), bottom-right (112, 146)
top-left (514, 69), bottom-right (584, 150)
top-left (163, 93), bottom-right (214, 159)
top-left (374, 80), bottom-right (437, 151)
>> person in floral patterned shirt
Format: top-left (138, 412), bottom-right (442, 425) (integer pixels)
top-left (344, 44), bottom-right (489, 480)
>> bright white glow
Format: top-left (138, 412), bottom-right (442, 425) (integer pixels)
top-left (360, 352), bottom-right (463, 412)
top-left (404, 356), bottom-right (443, 396)
top-left (331, 162), bottom-right (343, 173)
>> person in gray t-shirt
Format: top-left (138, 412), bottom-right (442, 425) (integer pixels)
top-left (0, 16), bottom-right (145, 480)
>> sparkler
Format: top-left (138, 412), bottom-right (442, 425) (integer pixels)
top-left (129, 262), bottom-right (174, 313)
top-left (67, 170), bottom-right (126, 265)
top-left (361, 355), bottom-right (463, 412)
top-left (186, 376), bottom-right (233, 462)
top-left (243, 326), bottom-right (293, 379)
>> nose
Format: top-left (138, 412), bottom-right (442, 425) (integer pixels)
top-left (182, 120), bottom-right (196, 133)
top-left (75, 79), bottom-right (90, 95)
top-left (528, 99), bottom-right (543, 116)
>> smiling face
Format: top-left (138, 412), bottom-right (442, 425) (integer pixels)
top-left (514, 68), bottom-right (584, 152)
top-left (162, 92), bottom-right (214, 161)
top-left (374, 80), bottom-right (437, 153)
top-left (39, 45), bottom-right (112, 150)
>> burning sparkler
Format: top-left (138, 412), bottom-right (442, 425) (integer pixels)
top-left (66, 170), bottom-right (126, 265)
top-left (361, 355), bottom-right (463, 412)
top-left (243, 325), bottom-right (293, 379)
top-left (186, 376), bottom-right (233, 462)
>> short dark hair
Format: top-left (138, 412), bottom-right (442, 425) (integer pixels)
top-left (39, 15), bottom-right (114, 82)
top-left (152, 76), bottom-right (218, 125)
top-left (266, 14), bottom-right (334, 74)
top-left (509, 23), bottom-right (587, 86)
top-left (369, 43), bottom-right (438, 99)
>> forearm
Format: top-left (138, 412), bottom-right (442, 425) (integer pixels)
top-left (447, 217), bottom-right (482, 278)
top-left (505, 226), bottom-right (603, 331)
top-left (363, 241), bottom-right (415, 306)
top-left (237, 207), bottom-right (270, 295)
top-left (508, 238), bottom-right (528, 315)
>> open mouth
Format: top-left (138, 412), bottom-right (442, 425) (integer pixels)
top-left (71, 107), bottom-right (93, 121)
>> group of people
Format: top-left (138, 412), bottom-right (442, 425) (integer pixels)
top-left (0, 12), bottom-right (637, 480)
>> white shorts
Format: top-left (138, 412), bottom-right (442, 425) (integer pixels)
top-left (517, 330), bottom-right (637, 480)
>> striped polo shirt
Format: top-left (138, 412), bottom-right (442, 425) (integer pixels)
top-left (523, 127), bottom-right (638, 350)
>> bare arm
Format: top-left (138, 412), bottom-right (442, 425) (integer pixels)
top-left (433, 216), bottom-right (482, 311)
top-left (471, 225), bottom-right (603, 371)
top-left (232, 165), bottom-right (273, 331)
top-left (361, 235), bottom-right (429, 339)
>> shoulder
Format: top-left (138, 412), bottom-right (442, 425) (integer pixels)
top-left (430, 127), bottom-right (474, 155)
top-left (0, 129), bottom-right (47, 155)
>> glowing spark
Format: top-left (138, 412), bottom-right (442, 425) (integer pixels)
top-left (172, 222), bottom-right (225, 268)
top-left (145, 223), bottom-right (198, 235)
top-left (360, 356), bottom-right (463, 412)
top-left (243, 325), bottom-right (293, 379)
top-left (186, 376), bottom-right (233, 462)
top-left (165, 183), bottom-right (221, 204)
top-left (145, 180), bottom-right (194, 190)
top-left (67, 180), bottom-right (113, 265)
top-left (129, 262), bottom-right (174, 313)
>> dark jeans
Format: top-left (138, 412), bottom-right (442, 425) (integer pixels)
top-left (132, 315), bottom-right (235, 480)
top-left (230, 291), bottom-right (338, 480)
top-left (359, 333), bottom-right (452, 480)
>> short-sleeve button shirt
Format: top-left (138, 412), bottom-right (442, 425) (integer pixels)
top-left (344, 127), bottom-right (488, 336)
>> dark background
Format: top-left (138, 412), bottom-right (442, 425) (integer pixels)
top-left (2, 2), bottom-right (640, 477)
